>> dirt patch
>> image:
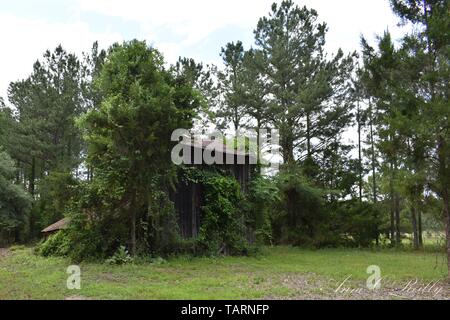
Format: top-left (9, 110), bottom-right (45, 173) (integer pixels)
top-left (65, 295), bottom-right (92, 300)
top-left (0, 248), bottom-right (10, 259)
top-left (96, 272), bottom-right (129, 283)
top-left (274, 274), bottom-right (450, 300)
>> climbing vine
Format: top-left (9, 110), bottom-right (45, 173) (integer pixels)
top-left (179, 167), bottom-right (249, 255)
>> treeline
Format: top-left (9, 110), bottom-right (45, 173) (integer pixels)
top-left (0, 0), bottom-right (448, 273)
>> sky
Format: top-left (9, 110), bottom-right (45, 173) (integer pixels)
top-left (0, 0), bottom-right (408, 104)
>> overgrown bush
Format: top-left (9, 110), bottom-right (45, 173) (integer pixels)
top-left (181, 167), bottom-right (250, 256)
top-left (271, 165), bottom-right (328, 247)
top-left (330, 200), bottom-right (381, 247)
top-left (244, 176), bottom-right (279, 245)
top-left (60, 180), bottom-right (131, 262)
top-left (0, 149), bottom-right (32, 244)
top-left (105, 245), bottom-right (133, 265)
top-left (42, 166), bottom-right (255, 261)
top-left (36, 171), bottom-right (79, 232)
top-left (144, 187), bottom-right (183, 256)
top-left (36, 231), bottom-right (71, 257)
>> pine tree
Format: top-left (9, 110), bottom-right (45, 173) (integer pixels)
top-left (216, 41), bottom-right (247, 133)
top-left (254, 0), bottom-right (355, 165)
top-left (388, 0), bottom-right (450, 275)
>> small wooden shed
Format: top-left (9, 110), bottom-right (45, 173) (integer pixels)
top-left (41, 140), bottom-right (257, 240)
top-left (41, 218), bottom-right (69, 238)
top-left (171, 140), bottom-right (257, 238)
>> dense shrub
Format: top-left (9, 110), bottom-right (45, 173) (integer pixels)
top-left (0, 150), bottom-right (32, 244)
top-left (36, 171), bottom-right (79, 231)
top-left (244, 176), bottom-right (279, 245)
top-left (330, 200), bottom-right (381, 247)
top-left (271, 165), bottom-right (328, 247)
top-left (54, 180), bottom-right (131, 262)
top-left (145, 187), bottom-right (182, 256)
top-left (38, 166), bottom-right (255, 261)
top-left (36, 231), bottom-right (71, 257)
top-left (181, 167), bottom-right (250, 255)
top-left (105, 246), bottom-right (133, 265)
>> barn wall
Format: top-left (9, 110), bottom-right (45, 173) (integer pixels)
top-left (171, 181), bottom-right (202, 238)
top-left (172, 146), bottom-right (256, 239)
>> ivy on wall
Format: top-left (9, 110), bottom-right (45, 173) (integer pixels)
top-left (179, 166), bottom-right (249, 255)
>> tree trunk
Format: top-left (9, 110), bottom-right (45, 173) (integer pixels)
top-left (281, 133), bottom-right (294, 165)
top-left (437, 134), bottom-right (450, 280)
top-left (389, 162), bottom-right (396, 245)
top-left (28, 156), bottom-right (36, 241)
top-left (444, 191), bottom-right (450, 281)
top-left (306, 112), bottom-right (311, 158)
top-left (418, 209), bottom-right (423, 248)
top-left (392, 157), bottom-right (401, 246)
top-left (29, 156), bottom-right (36, 196)
top-left (395, 194), bottom-right (401, 245)
top-left (256, 120), bottom-right (261, 175)
top-left (411, 206), bottom-right (419, 250)
top-left (390, 206), bottom-right (395, 245)
top-left (16, 160), bottom-right (21, 184)
top-left (368, 104), bottom-right (377, 203)
top-left (357, 105), bottom-right (363, 202)
top-left (130, 195), bottom-right (137, 257)
top-left (369, 105), bottom-right (379, 245)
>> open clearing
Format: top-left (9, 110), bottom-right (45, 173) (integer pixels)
top-left (0, 246), bottom-right (448, 300)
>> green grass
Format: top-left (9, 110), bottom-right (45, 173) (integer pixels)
top-left (0, 246), bottom-right (447, 299)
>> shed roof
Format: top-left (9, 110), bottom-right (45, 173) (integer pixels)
top-left (41, 218), bottom-right (69, 233)
top-left (181, 139), bottom-right (257, 161)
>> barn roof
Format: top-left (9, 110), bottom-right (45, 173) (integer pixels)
top-left (41, 218), bottom-right (69, 233)
top-left (181, 139), bottom-right (257, 161)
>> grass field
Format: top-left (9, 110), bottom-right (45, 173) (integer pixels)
top-left (0, 246), bottom-right (448, 300)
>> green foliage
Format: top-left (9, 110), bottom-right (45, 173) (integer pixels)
top-left (245, 176), bottom-right (280, 245)
top-left (272, 165), bottom-right (327, 247)
top-left (36, 171), bottom-right (79, 230)
top-left (3, 44), bottom-right (102, 241)
top-left (36, 231), bottom-right (71, 257)
top-left (180, 167), bottom-right (249, 255)
top-left (331, 201), bottom-right (381, 247)
top-left (0, 99), bottom-right (10, 147)
top-left (199, 174), bottom-right (245, 255)
top-left (145, 186), bottom-right (182, 256)
top-left (77, 40), bottom-right (200, 256)
top-left (215, 41), bottom-right (247, 131)
top-left (254, 0), bottom-right (355, 163)
top-left (361, 0), bottom-right (449, 254)
top-left (63, 180), bottom-right (130, 261)
top-left (1, 1), bottom-right (447, 272)
top-left (8, 45), bottom-right (88, 177)
top-left (105, 246), bottom-right (133, 265)
top-left (0, 150), bottom-right (32, 244)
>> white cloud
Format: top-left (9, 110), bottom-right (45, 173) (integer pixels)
top-left (0, 11), bottom-right (122, 101)
top-left (0, 0), bottom-right (406, 103)
top-left (74, 0), bottom-right (405, 62)
top-left (298, 0), bottom-right (404, 54)
top-left (76, 0), bottom-right (273, 42)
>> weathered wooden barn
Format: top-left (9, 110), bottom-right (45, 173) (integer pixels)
top-left (42, 140), bottom-right (257, 239)
top-left (170, 140), bottom-right (257, 238)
